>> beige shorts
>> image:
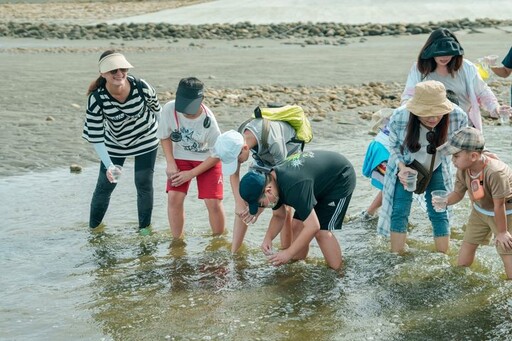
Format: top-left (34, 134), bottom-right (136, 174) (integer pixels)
top-left (464, 208), bottom-right (512, 255)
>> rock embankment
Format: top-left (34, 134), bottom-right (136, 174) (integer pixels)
top-left (157, 81), bottom-right (509, 125)
top-left (0, 18), bottom-right (511, 41)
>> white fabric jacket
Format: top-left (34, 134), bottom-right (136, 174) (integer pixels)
top-left (401, 59), bottom-right (499, 131)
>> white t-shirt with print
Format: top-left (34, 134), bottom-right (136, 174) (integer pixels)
top-left (157, 100), bottom-right (220, 161)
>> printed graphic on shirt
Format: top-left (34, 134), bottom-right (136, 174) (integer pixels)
top-left (284, 151), bottom-right (315, 168)
top-left (179, 127), bottom-right (209, 154)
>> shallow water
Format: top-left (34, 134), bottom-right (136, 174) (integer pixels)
top-left (1, 124), bottom-right (512, 341)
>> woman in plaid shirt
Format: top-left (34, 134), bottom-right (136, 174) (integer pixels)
top-left (377, 81), bottom-right (468, 254)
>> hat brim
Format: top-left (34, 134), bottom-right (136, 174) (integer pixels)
top-left (370, 108), bottom-right (393, 133)
top-left (436, 142), bottom-right (461, 155)
top-left (221, 159), bottom-right (238, 176)
top-left (98, 53), bottom-right (134, 73)
top-left (175, 97), bottom-right (203, 115)
top-left (406, 99), bottom-right (453, 117)
top-left (248, 202), bottom-right (260, 215)
top-left (239, 171), bottom-right (265, 215)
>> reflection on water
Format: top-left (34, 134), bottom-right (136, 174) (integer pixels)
top-left (1, 125), bottom-right (512, 340)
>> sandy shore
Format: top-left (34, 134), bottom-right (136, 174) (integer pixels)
top-left (0, 0), bottom-right (209, 24)
top-left (0, 2), bottom-right (510, 177)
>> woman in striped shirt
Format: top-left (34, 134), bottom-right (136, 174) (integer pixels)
top-left (82, 50), bottom-right (162, 233)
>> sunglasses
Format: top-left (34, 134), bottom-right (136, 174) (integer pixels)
top-left (109, 68), bottom-right (129, 75)
top-left (426, 131), bottom-right (436, 155)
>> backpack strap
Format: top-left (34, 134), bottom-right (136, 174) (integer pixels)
top-left (237, 118), bottom-right (253, 134)
top-left (237, 117), bottom-right (270, 150)
top-left (254, 106), bottom-right (262, 118)
top-left (91, 90), bottom-right (103, 111)
top-left (253, 106), bottom-right (270, 150)
top-left (261, 118), bottom-right (270, 150)
top-left (130, 75), bottom-right (147, 109)
top-left (293, 138), bottom-right (305, 152)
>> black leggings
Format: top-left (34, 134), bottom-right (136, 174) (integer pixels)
top-left (89, 149), bottom-right (157, 229)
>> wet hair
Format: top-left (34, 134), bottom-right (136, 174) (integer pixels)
top-left (401, 113), bottom-right (450, 154)
top-left (417, 28), bottom-right (463, 78)
top-left (86, 50), bottom-right (116, 95)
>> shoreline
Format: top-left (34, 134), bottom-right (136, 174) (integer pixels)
top-left (1, 18), bottom-right (512, 41)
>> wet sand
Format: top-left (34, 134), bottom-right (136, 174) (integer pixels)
top-left (1, 29), bottom-right (511, 177)
top-left (0, 1), bottom-right (511, 177)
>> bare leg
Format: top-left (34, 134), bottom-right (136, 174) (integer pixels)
top-left (434, 236), bottom-right (450, 254)
top-left (204, 198), bottom-right (225, 236)
top-left (290, 219), bottom-right (308, 260)
top-left (231, 216), bottom-right (248, 253)
top-left (315, 230), bottom-right (342, 270)
top-left (279, 205), bottom-right (293, 249)
top-left (390, 232), bottom-right (407, 253)
top-left (168, 191), bottom-right (186, 239)
top-left (366, 191), bottom-right (382, 216)
top-left (457, 241), bottom-right (478, 266)
top-left (500, 254), bottom-right (512, 279)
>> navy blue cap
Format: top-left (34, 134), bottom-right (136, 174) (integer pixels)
top-left (239, 171), bottom-right (266, 215)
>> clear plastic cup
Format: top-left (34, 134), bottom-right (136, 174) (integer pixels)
top-left (498, 105), bottom-right (511, 125)
top-left (431, 190), bottom-right (449, 212)
top-left (476, 61), bottom-right (489, 80)
top-left (484, 55), bottom-right (499, 67)
top-left (108, 164), bottom-right (123, 183)
top-left (404, 170), bottom-right (418, 192)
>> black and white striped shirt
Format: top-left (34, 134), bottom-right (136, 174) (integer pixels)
top-left (82, 76), bottom-right (162, 158)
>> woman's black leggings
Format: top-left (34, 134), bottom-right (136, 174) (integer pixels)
top-left (89, 149), bottom-right (157, 229)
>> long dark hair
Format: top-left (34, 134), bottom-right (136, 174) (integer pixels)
top-left (417, 28), bottom-right (463, 78)
top-left (401, 113), bottom-right (450, 154)
top-left (86, 50), bottom-right (116, 95)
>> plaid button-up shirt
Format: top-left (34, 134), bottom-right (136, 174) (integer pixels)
top-left (377, 105), bottom-right (468, 237)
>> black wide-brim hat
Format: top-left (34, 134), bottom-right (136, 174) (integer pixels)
top-left (421, 37), bottom-right (464, 59)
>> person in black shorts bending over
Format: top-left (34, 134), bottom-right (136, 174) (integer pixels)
top-left (239, 150), bottom-right (356, 270)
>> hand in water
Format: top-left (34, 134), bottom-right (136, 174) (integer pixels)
top-left (261, 238), bottom-right (273, 255)
top-left (268, 250), bottom-right (291, 266)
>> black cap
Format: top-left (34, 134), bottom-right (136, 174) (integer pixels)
top-left (175, 77), bottom-right (204, 115)
top-left (421, 37), bottom-right (464, 59)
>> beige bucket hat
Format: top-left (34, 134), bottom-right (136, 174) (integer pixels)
top-left (406, 80), bottom-right (454, 117)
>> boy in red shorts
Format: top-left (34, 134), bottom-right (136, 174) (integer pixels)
top-left (436, 127), bottom-right (512, 278)
top-left (157, 77), bottom-right (225, 239)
